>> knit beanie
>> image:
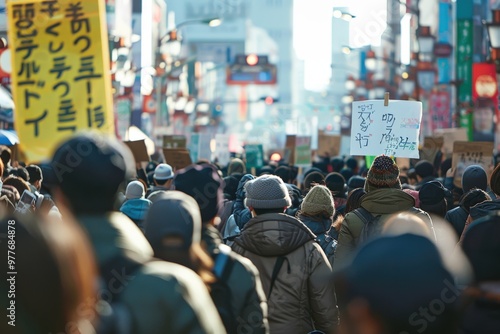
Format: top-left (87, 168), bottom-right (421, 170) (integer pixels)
top-left (365, 155), bottom-right (401, 192)
top-left (228, 158), bottom-right (246, 176)
top-left (462, 165), bottom-right (487, 192)
top-left (301, 185), bottom-right (335, 218)
top-left (125, 180), bottom-right (145, 199)
top-left (419, 181), bottom-right (445, 205)
top-left (245, 175), bottom-right (291, 209)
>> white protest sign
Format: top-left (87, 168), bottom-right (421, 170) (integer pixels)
top-left (215, 134), bottom-right (230, 166)
top-left (350, 100), bottom-right (422, 158)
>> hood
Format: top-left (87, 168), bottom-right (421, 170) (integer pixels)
top-left (297, 213), bottom-right (331, 235)
top-left (361, 188), bottom-right (415, 215)
top-left (234, 213), bottom-right (315, 257)
top-left (120, 198), bottom-right (152, 220)
top-left (470, 200), bottom-right (500, 221)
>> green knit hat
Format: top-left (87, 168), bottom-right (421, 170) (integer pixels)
top-left (365, 155), bottom-right (401, 192)
top-left (300, 185), bottom-right (335, 218)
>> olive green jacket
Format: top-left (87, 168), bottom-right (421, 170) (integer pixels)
top-left (334, 188), bottom-right (433, 271)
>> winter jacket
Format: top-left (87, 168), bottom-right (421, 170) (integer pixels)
top-left (297, 213), bottom-right (337, 267)
top-left (77, 212), bottom-right (225, 334)
top-left (120, 198), bottom-right (152, 230)
top-left (460, 297), bottom-right (500, 334)
top-left (469, 199), bottom-right (500, 221)
top-left (335, 188), bottom-right (434, 270)
top-left (232, 213), bottom-right (339, 334)
top-left (202, 225), bottom-right (269, 334)
top-left (146, 185), bottom-right (170, 200)
top-left (445, 206), bottom-right (469, 238)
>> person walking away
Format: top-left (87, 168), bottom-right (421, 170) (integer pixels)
top-left (120, 180), bottom-right (152, 231)
top-left (232, 175), bottom-right (339, 334)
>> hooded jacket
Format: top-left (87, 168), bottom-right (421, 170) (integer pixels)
top-left (77, 212), bottom-right (225, 334)
top-left (232, 213), bottom-right (339, 334)
top-left (120, 198), bottom-right (152, 229)
top-left (297, 213), bottom-right (337, 267)
top-left (335, 188), bottom-right (434, 270)
top-left (469, 200), bottom-right (500, 221)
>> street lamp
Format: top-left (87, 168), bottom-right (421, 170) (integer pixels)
top-left (485, 9), bottom-right (500, 73)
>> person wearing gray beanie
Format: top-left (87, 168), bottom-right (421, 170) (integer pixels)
top-left (233, 175), bottom-right (340, 333)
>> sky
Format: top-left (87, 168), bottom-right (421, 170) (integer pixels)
top-left (293, 0), bottom-right (387, 91)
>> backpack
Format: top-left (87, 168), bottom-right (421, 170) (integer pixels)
top-left (210, 244), bottom-right (237, 333)
top-left (96, 256), bottom-right (143, 334)
top-left (222, 214), bottom-right (240, 246)
top-left (315, 230), bottom-right (337, 266)
top-left (352, 207), bottom-right (384, 245)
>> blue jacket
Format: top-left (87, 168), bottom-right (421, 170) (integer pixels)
top-left (120, 198), bottom-right (152, 229)
top-left (297, 214), bottom-right (337, 267)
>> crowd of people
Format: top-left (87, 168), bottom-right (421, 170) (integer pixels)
top-left (0, 133), bottom-right (499, 334)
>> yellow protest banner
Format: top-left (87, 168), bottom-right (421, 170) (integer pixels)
top-left (7, 0), bottom-right (114, 162)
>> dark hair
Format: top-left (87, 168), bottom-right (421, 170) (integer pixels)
top-left (155, 178), bottom-right (170, 186)
top-left (4, 175), bottom-right (30, 198)
top-left (274, 166), bottom-right (292, 183)
top-left (26, 164), bottom-right (43, 183)
top-left (253, 207), bottom-right (285, 216)
top-left (345, 188), bottom-right (367, 213)
top-left (0, 147), bottom-right (11, 166)
top-left (303, 172), bottom-right (325, 194)
top-left (460, 189), bottom-right (492, 214)
top-left (0, 214), bottom-right (97, 333)
top-left (420, 199), bottom-right (448, 218)
top-left (8, 167), bottom-right (30, 183)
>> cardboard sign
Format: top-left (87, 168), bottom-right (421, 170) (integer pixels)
top-left (8, 0), bottom-right (114, 162)
top-left (350, 100), bottom-right (422, 158)
top-left (317, 133), bottom-right (341, 157)
top-left (124, 140), bottom-right (150, 163)
top-left (434, 128), bottom-right (469, 156)
top-left (420, 136), bottom-right (444, 164)
top-left (163, 135), bottom-right (187, 149)
top-left (452, 141), bottom-right (494, 188)
top-left (163, 148), bottom-right (192, 171)
top-left (285, 135), bottom-right (296, 165)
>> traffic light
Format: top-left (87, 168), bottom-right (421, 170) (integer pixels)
top-left (260, 96), bottom-right (279, 105)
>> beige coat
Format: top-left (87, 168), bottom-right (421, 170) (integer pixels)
top-left (232, 213), bottom-right (339, 334)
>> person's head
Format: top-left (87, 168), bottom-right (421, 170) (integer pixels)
top-left (0, 214), bottom-right (97, 334)
top-left (0, 147), bottom-right (11, 167)
top-left (153, 163), bottom-right (174, 187)
top-left (419, 181), bottom-right (448, 217)
top-left (335, 234), bottom-right (458, 334)
top-left (144, 191), bottom-right (214, 285)
top-left (173, 164), bottom-right (223, 224)
top-left (440, 158), bottom-right (452, 178)
top-left (461, 165), bottom-right (487, 193)
top-left (406, 168), bottom-right (418, 185)
top-left (223, 175), bottom-right (240, 201)
top-left (26, 164), bottom-right (43, 191)
top-left (346, 157), bottom-right (359, 173)
top-left (125, 180), bottom-right (145, 200)
top-left (325, 172), bottom-right (346, 198)
top-left (473, 97), bottom-right (495, 133)
top-left (299, 185), bottom-right (335, 220)
top-left (244, 174), bottom-right (291, 216)
top-left (302, 171), bottom-right (325, 195)
top-left (274, 165), bottom-right (292, 183)
top-left (345, 188), bottom-right (367, 213)
top-left (330, 156), bottom-right (345, 172)
top-left (462, 214), bottom-right (500, 283)
top-left (347, 175), bottom-right (365, 193)
top-left (8, 167), bottom-right (30, 183)
top-left (383, 212), bottom-right (433, 238)
top-left (340, 167), bottom-right (354, 184)
top-left (365, 155), bottom-right (401, 192)
top-left (50, 133), bottom-right (135, 215)
top-left (460, 189), bottom-right (491, 215)
top-left (227, 158), bottom-right (246, 176)
top-left (4, 175), bottom-right (30, 198)
top-left (415, 160), bottom-right (434, 181)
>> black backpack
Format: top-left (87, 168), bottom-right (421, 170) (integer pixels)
top-left (211, 244), bottom-right (237, 333)
top-left (352, 207), bottom-right (384, 245)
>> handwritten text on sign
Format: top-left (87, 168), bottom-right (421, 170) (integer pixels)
top-left (350, 100), bottom-right (422, 158)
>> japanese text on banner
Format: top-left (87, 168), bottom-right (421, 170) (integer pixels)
top-left (7, 0), bottom-right (114, 162)
top-left (350, 100), bottom-right (422, 158)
